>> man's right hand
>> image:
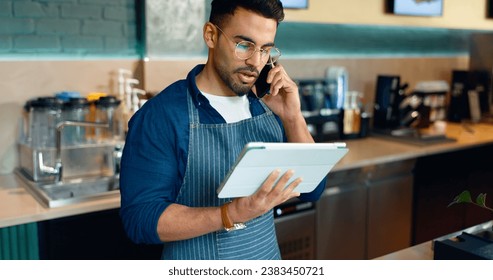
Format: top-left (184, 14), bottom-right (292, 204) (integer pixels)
top-left (227, 169), bottom-right (302, 223)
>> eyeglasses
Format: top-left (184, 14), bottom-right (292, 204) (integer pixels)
top-left (214, 24), bottom-right (281, 66)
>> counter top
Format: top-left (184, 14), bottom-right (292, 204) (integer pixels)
top-left (0, 174), bottom-right (120, 228)
top-left (335, 122), bottom-right (493, 172)
top-left (375, 219), bottom-right (493, 260)
top-left (2, 122), bottom-right (493, 229)
top-left (375, 241), bottom-right (433, 260)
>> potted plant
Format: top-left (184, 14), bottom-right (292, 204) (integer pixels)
top-left (434, 190), bottom-right (493, 259)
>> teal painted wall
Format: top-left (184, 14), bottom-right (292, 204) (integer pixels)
top-left (1, 0), bottom-right (492, 58)
top-left (276, 22), bottom-right (488, 57)
top-left (0, 0), bottom-right (142, 58)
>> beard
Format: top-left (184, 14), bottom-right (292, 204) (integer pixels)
top-left (216, 63), bottom-right (258, 97)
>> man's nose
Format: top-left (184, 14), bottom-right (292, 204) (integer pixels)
top-left (245, 50), bottom-right (264, 67)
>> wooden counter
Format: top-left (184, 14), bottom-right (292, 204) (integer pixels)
top-left (375, 219), bottom-right (493, 260)
top-left (337, 122), bottom-right (493, 171)
top-left (1, 122), bottom-right (493, 229)
top-left (375, 241), bottom-right (434, 260)
top-left (0, 175), bottom-right (119, 228)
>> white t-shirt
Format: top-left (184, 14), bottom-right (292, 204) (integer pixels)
top-left (201, 92), bottom-right (252, 123)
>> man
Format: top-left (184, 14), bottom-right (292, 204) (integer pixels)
top-left (120, 0), bottom-right (326, 260)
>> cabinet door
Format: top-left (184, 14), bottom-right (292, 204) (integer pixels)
top-left (412, 146), bottom-right (493, 244)
top-left (0, 223), bottom-right (39, 260)
top-left (38, 209), bottom-right (163, 260)
top-left (316, 182), bottom-right (367, 260)
top-left (465, 169), bottom-right (493, 228)
top-left (275, 209), bottom-right (316, 260)
top-left (367, 174), bottom-right (413, 259)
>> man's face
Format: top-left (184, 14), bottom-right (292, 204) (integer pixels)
top-left (213, 8), bottom-right (278, 96)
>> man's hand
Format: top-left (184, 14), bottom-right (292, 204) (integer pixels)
top-left (260, 63), bottom-right (302, 123)
top-left (227, 169), bottom-right (302, 223)
top-left (259, 63), bottom-right (314, 143)
top-left (157, 169), bottom-right (301, 242)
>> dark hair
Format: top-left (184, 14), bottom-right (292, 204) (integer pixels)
top-left (209, 0), bottom-right (284, 27)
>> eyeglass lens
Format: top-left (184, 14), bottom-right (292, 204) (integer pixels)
top-left (214, 24), bottom-right (281, 65)
top-left (235, 41), bottom-right (281, 65)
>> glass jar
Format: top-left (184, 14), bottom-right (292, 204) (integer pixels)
top-left (326, 66), bottom-right (348, 109)
top-left (28, 97), bottom-right (63, 149)
top-left (61, 97), bottom-right (90, 146)
top-left (95, 96), bottom-right (123, 142)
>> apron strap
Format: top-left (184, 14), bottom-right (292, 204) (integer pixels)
top-left (257, 99), bottom-right (272, 113)
top-left (187, 90), bottom-right (200, 125)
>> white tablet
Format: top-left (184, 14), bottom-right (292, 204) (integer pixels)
top-left (217, 142), bottom-right (348, 198)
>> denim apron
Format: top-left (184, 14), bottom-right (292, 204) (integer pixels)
top-left (162, 91), bottom-right (284, 260)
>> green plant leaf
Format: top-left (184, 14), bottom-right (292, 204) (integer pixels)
top-left (476, 193), bottom-right (487, 208)
top-left (448, 190), bottom-right (472, 207)
top-left (449, 190), bottom-right (493, 212)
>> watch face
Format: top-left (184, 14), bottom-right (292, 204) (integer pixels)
top-left (225, 223), bottom-right (246, 232)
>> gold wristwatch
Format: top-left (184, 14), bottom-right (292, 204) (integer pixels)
top-left (220, 202), bottom-right (246, 232)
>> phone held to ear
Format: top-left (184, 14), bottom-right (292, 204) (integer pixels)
top-left (255, 63), bottom-right (273, 99)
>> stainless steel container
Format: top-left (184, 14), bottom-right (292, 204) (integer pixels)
top-left (17, 95), bottom-right (124, 208)
top-left (18, 142), bottom-right (117, 182)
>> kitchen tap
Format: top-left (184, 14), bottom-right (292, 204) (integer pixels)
top-left (38, 121), bottom-right (110, 183)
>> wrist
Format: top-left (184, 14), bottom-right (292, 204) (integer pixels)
top-left (227, 200), bottom-right (243, 223)
top-left (282, 114), bottom-right (314, 143)
top-left (220, 202), bottom-right (246, 232)
top-left (280, 110), bottom-right (305, 124)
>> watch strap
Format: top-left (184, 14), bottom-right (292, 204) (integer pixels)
top-left (220, 202), bottom-right (234, 229)
top-left (220, 202), bottom-right (246, 232)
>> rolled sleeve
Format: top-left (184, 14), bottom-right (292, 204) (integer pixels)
top-left (119, 96), bottom-right (183, 244)
top-left (119, 165), bottom-right (172, 244)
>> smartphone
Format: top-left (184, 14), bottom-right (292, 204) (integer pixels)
top-left (255, 63), bottom-right (273, 98)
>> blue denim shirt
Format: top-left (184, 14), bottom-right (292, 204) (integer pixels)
top-left (119, 64), bottom-right (327, 244)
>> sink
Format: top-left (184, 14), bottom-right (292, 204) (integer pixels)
top-left (16, 168), bottom-right (119, 208)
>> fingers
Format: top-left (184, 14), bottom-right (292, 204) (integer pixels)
top-left (284, 177), bottom-right (302, 198)
top-left (271, 169), bottom-right (295, 193)
top-left (258, 168), bottom-right (302, 198)
top-left (276, 170), bottom-right (302, 199)
top-left (256, 168), bottom-right (281, 196)
top-left (235, 169), bottom-right (302, 223)
top-left (267, 64), bottom-right (296, 96)
top-left (267, 66), bottom-right (282, 96)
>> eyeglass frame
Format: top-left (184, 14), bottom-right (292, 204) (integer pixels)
top-left (213, 24), bottom-right (281, 66)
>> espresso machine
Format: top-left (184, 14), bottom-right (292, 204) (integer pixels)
top-left (298, 66), bottom-right (372, 141)
top-left (16, 95), bottom-right (125, 207)
top-left (372, 75), bottom-right (454, 145)
top-left (298, 78), bottom-right (340, 142)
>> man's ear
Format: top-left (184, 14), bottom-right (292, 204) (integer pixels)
top-left (203, 22), bottom-right (217, 48)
